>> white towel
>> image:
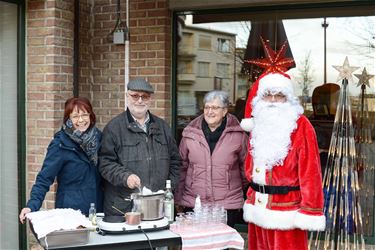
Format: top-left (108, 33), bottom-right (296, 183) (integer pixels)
top-left (26, 208), bottom-right (91, 239)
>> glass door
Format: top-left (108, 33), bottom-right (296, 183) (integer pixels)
top-left (174, 5), bottom-right (375, 245)
top-left (0, 1), bottom-right (19, 249)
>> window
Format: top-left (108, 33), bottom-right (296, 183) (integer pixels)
top-left (216, 63), bottom-right (230, 78)
top-left (178, 60), bottom-right (193, 74)
top-left (0, 2), bottom-right (20, 249)
top-left (182, 32), bottom-right (193, 47)
top-left (177, 91), bottom-right (196, 116)
top-left (199, 35), bottom-right (211, 50)
top-left (197, 62), bottom-right (210, 77)
top-left (175, 6), bottom-right (375, 245)
top-left (180, 32), bottom-right (194, 55)
top-left (218, 38), bottom-right (230, 52)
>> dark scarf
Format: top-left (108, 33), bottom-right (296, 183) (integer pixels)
top-left (202, 116), bottom-right (227, 154)
top-left (63, 119), bottom-right (100, 166)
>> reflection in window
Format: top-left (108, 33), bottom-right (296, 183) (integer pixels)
top-left (178, 60), bottom-right (193, 74)
top-left (197, 62), bottom-right (210, 77)
top-left (199, 35), bottom-right (211, 50)
top-left (216, 63), bottom-right (230, 78)
top-left (218, 38), bottom-right (230, 52)
top-left (175, 13), bottom-right (375, 241)
top-left (178, 91), bottom-right (196, 116)
top-left (180, 32), bottom-right (194, 55)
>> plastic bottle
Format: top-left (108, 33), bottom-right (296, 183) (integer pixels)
top-left (88, 203), bottom-right (97, 225)
top-left (164, 180), bottom-right (174, 223)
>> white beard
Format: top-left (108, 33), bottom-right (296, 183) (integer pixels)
top-left (250, 100), bottom-right (303, 170)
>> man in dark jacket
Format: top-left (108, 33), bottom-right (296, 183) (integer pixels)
top-left (98, 78), bottom-right (181, 216)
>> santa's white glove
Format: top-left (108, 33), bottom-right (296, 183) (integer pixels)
top-left (240, 118), bottom-right (254, 132)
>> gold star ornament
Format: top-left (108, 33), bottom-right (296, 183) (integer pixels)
top-left (354, 67), bottom-right (374, 88)
top-left (332, 56), bottom-right (360, 83)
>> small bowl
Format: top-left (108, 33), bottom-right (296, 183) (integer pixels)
top-left (125, 212), bottom-right (141, 225)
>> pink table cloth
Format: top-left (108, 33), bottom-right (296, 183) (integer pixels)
top-left (170, 223), bottom-right (244, 250)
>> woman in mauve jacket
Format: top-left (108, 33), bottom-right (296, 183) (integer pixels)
top-left (175, 90), bottom-right (248, 228)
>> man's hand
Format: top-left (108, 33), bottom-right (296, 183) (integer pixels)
top-left (127, 174), bottom-right (141, 189)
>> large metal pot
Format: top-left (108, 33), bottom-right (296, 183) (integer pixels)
top-left (130, 193), bottom-right (164, 221)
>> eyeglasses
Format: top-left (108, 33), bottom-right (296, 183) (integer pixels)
top-left (128, 93), bottom-right (151, 102)
top-left (70, 113), bottom-right (90, 121)
top-left (262, 93), bottom-right (286, 101)
top-left (204, 106), bottom-right (224, 111)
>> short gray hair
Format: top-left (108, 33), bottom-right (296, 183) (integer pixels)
top-left (203, 90), bottom-right (229, 108)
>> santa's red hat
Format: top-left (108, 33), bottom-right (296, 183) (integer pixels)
top-left (240, 71), bottom-right (295, 132)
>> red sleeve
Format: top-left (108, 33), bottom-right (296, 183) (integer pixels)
top-left (294, 116), bottom-right (326, 231)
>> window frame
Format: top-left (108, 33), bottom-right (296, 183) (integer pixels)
top-left (198, 34), bottom-right (212, 50)
top-left (197, 61), bottom-right (211, 78)
top-left (0, 0), bottom-right (26, 248)
top-left (217, 38), bottom-right (230, 53)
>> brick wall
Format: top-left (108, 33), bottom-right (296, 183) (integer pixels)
top-left (79, 0), bottom-right (172, 127)
top-left (27, 0), bottom-right (75, 210)
top-left (128, 0), bottom-right (172, 122)
top-left (79, 0), bottom-right (126, 127)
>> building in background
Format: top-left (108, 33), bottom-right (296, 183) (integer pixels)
top-left (177, 25), bottom-right (236, 115)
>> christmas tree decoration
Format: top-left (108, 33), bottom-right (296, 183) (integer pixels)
top-left (355, 67), bottom-right (374, 89)
top-left (355, 67), bottom-right (374, 144)
top-left (354, 67), bottom-right (374, 236)
top-left (332, 56), bottom-right (360, 83)
top-left (310, 57), bottom-right (365, 250)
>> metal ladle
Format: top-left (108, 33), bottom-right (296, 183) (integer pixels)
top-left (111, 205), bottom-right (125, 215)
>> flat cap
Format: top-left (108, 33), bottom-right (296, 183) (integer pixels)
top-left (127, 78), bottom-right (154, 93)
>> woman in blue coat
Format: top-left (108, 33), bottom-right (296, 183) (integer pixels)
top-left (19, 97), bottom-right (103, 223)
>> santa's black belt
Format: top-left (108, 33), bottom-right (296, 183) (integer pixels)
top-left (249, 181), bottom-right (300, 194)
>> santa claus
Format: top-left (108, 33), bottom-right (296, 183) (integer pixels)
top-left (241, 71), bottom-right (326, 250)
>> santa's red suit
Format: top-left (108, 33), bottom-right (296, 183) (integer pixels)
top-left (241, 72), bottom-right (325, 250)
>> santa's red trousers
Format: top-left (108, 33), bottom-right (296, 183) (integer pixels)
top-left (248, 223), bottom-right (308, 250)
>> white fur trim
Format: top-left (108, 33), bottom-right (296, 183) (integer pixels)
top-left (243, 203), bottom-right (326, 231)
top-left (240, 118), bottom-right (254, 132)
top-left (258, 73), bottom-right (294, 97)
top-left (243, 202), bottom-right (297, 230)
top-left (294, 211), bottom-right (326, 231)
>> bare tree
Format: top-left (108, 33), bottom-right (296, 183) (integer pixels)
top-left (295, 51), bottom-right (315, 97)
top-left (344, 17), bottom-right (375, 60)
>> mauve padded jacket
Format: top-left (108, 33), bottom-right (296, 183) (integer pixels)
top-left (175, 113), bottom-right (248, 210)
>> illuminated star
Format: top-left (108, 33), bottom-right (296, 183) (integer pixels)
top-left (332, 56), bottom-right (360, 83)
top-left (354, 67), bottom-right (374, 88)
top-left (245, 37), bottom-right (295, 74)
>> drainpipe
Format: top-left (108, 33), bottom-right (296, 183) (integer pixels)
top-left (124, 0), bottom-right (129, 110)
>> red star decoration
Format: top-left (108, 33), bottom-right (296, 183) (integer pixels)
top-left (245, 37), bottom-right (295, 74)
